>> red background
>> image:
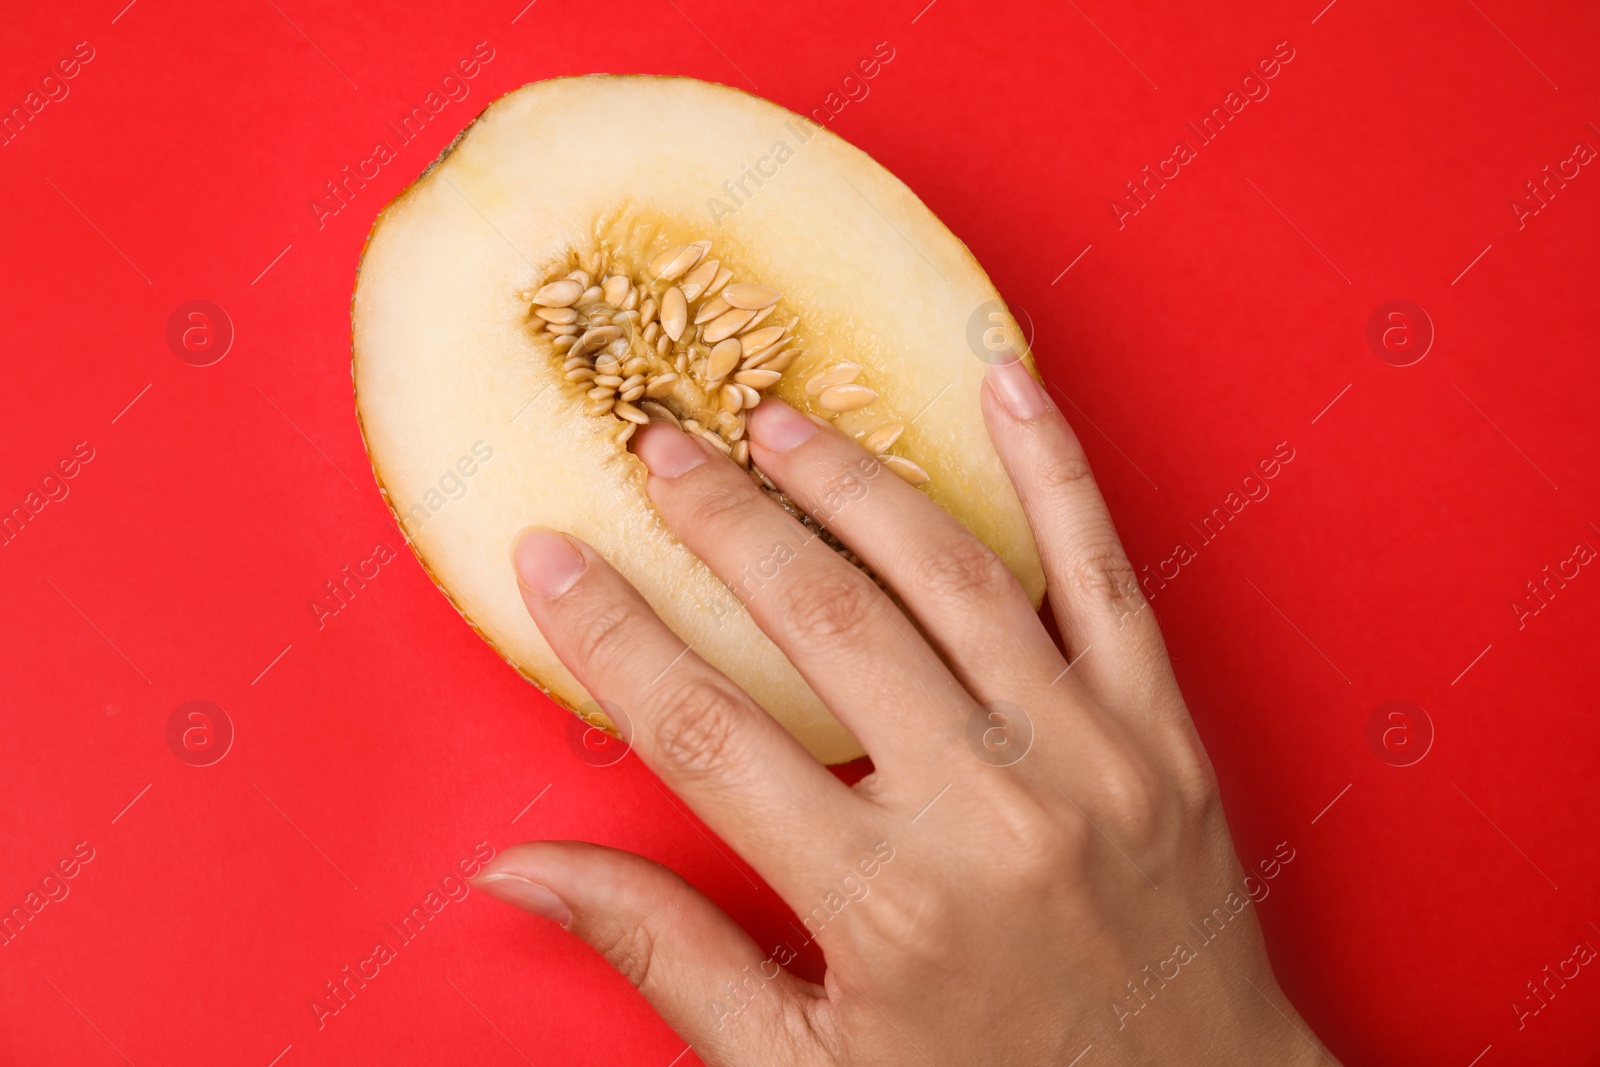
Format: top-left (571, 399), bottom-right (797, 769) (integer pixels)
top-left (3, 0), bottom-right (1598, 1063)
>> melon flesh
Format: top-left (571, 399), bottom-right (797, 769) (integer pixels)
top-left (353, 74), bottom-right (1042, 764)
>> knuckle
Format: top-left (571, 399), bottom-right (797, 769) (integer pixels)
top-left (649, 680), bottom-right (748, 778)
top-left (813, 462), bottom-right (875, 518)
top-left (1167, 727), bottom-right (1222, 818)
top-left (1180, 764), bottom-right (1223, 827)
top-left (911, 538), bottom-right (1016, 607)
top-left (851, 883), bottom-right (949, 951)
top-left (1067, 539), bottom-right (1144, 613)
top-left (1092, 752), bottom-right (1168, 849)
top-left (565, 599), bottom-right (648, 673)
top-left (1037, 451), bottom-right (1097, 495)
top-left (775, 994), bottom-right (829, 1059)
top-left (688, 477), bottom-right (759, 531)
top-left (595, 921), bottom-right (658, 990)
top-left (982, 781), bottom-right (1090, 883)
top-left (780, 574), bottom-right (877, 647)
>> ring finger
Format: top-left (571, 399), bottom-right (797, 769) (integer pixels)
top-left (744, 398), bottom-right (1068, 707)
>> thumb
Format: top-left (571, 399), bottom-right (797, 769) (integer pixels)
top-left (472, 841), bottom-right (825, 1067)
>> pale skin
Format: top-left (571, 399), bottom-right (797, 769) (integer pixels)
top-left (475, 355), bottom-right (1340, 1066)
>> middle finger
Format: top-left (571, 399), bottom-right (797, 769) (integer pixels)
top-left (632, 422), bottom-right (975, 769)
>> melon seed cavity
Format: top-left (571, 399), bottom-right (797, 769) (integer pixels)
top-left (523, 225), bottom-right (929, 490)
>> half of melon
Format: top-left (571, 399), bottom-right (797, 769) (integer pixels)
top-left (353, 74), bottom-right (1042, 765)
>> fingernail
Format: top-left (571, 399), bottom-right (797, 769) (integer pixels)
top-left (633, 423), bottom-right (708, 478)
top-left (986, 355), bottom-right (1049, 420)
top-left (471, 873), bottom-right (572, 927)
top-left (748, 398), bottom-right (820, 453)
top-left (513, 528), bottom-right (586, 598)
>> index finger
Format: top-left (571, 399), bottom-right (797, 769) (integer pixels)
top-left (512, 527), bottom-right (865, 894)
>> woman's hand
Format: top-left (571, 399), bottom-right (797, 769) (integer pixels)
top-left (474, 356), bottom-right (1338, 1066)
